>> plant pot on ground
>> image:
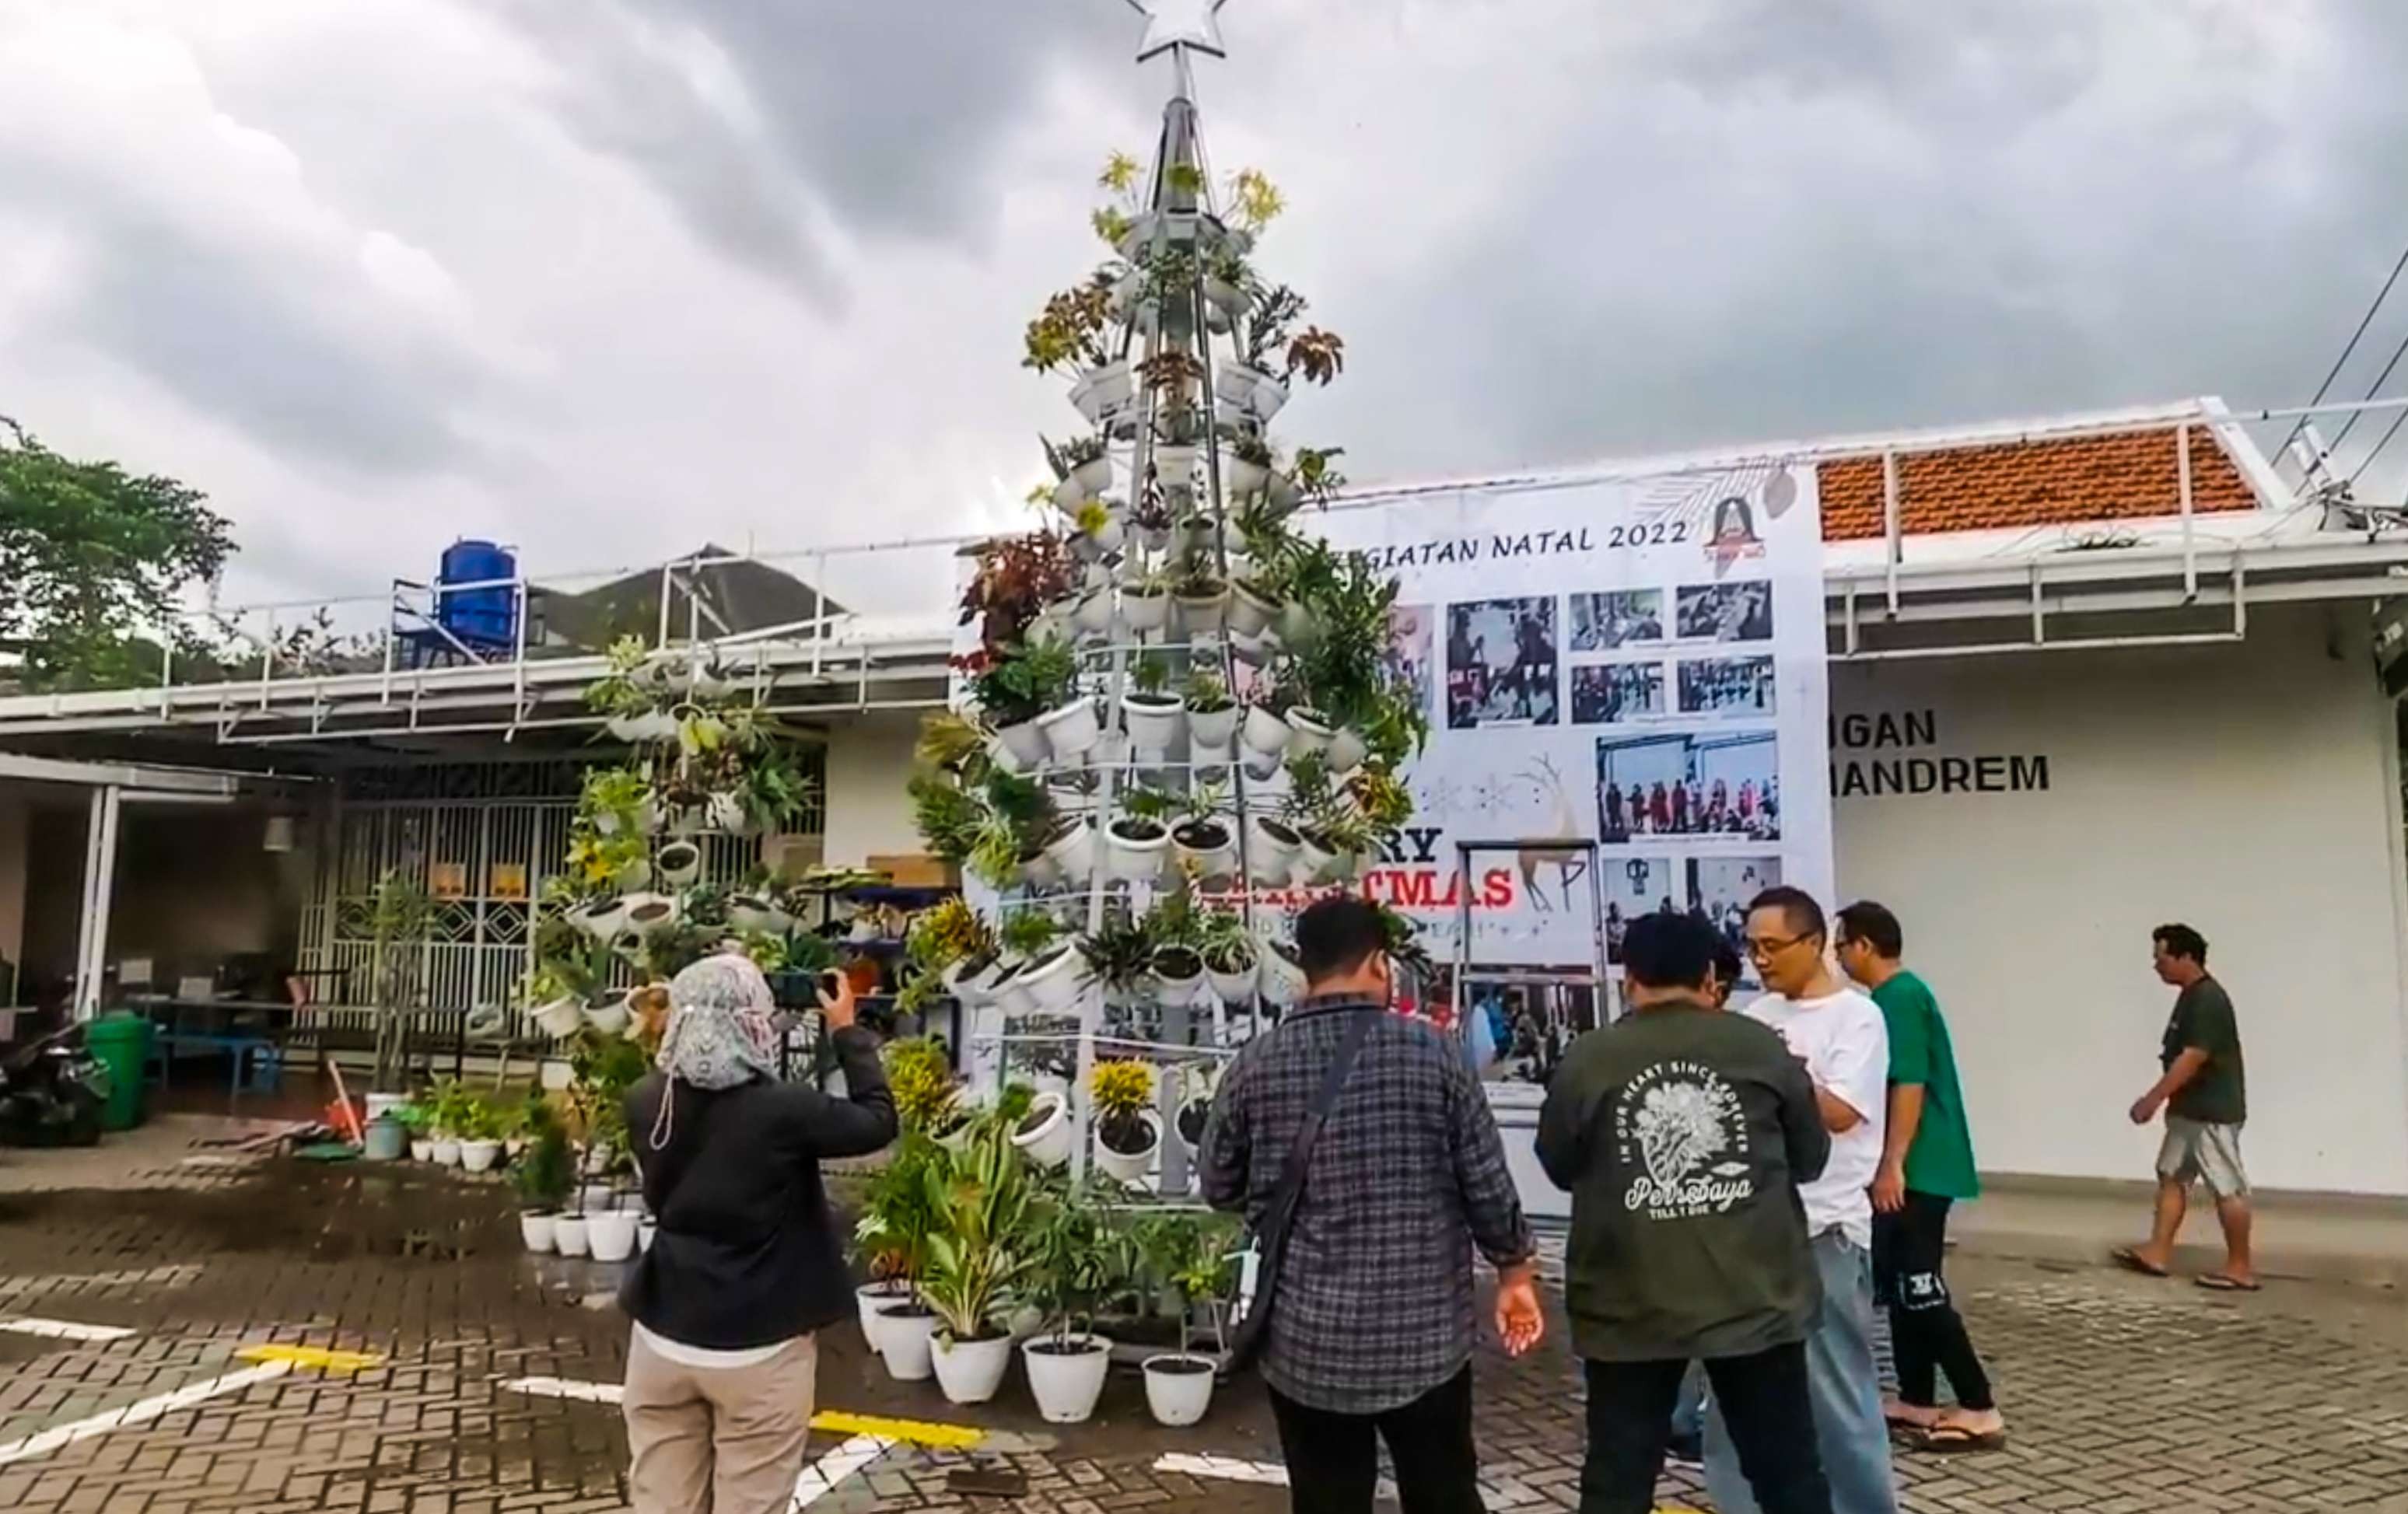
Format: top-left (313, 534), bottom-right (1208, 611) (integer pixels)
top-left (1023, 1334), bottom-right (1115, 1424)
top-left (1171, 817), bottom-right (1236, 885)
top-left (587, 1208), bottom-right (640, 1262)
top-left (552, 1215), bottom-right (591, 1257)
top-left (877, 1301), bottom-right (940, 1381)
top-left (1143, 1354), bottom-right (1217, 1427)
top-left (932, 1331), bottom-right (1016, 1405)
top-left (1104, 816), bottom-right (1169, 883)
top-left (856, 1279), bottom-right (912, 1351)
top-left (460, 1138), bottom-right (502, 1174)
top-left (518, 1211), bottom-right (558, 1253)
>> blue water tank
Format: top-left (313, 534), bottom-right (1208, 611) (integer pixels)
top-left (437, 539), bottom-right (518, 648)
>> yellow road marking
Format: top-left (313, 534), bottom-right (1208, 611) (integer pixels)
top-left (234, 1344), bottom-right (386, 1373)
top-left (807, 1409), bottom-right (983, 1449)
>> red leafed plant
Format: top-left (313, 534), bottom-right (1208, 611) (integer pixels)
top-left (960, 532), bottom-right (1080, 652)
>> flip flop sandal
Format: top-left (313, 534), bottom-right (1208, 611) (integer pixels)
top-left (2196, 1274), bottom-right (2263, 1292)
top-left (2110, 1247), bottom-right (2170, 1278)
top-left (1917, 1425), bottom-right (2008, 1454)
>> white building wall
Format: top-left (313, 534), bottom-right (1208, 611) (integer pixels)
top-left (1831, 603), bottom-right (2408, 1196)
top-left (819, 711), bottom-right (929, 867)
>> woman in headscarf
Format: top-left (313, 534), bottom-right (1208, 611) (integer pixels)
top-left (618, 953), bottom-right (896, 1514)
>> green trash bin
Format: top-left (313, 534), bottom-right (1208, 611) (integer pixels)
top-left (85, 1012), bottom-right (152, 1132)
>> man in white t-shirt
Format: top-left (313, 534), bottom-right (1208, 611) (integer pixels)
top-left (1703, 886), bottom-right (1899, 1514)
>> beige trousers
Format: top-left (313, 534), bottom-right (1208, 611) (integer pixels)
top-left (622, 1330), bottom-right (818, 1514)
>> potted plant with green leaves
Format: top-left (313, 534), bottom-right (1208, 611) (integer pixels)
top-left (1169, 782), bottom-right (1237, 887)
top-left (423, 1077), bottom-right (469, 1166)
top-left (1047, 433), bottom-right (1115, 509)
top-left (1121, 651), bottom-right (1184, 759)
top-left (1106, 784), bottom-right (1177, 884)
top-left (1001, 907), bottom-right (1083, 1017)
top-left (853, 1131), bottom-right (943, 1372)
top-left (1078, 915), bottom-right (1156, 1010)
top-left (1020, 1183), bottom-right (1122, 1424)
top-left (457, 1091), bottom-right (505, 1174)
top-left (920, 1116), bottom-right (1036, 1405)
top-left (393, 1101), bottom-right (435, 1163)
top-left (1183, 666), bottom-right (1239, 751)
top-left (1199, 908), bottom-right (1259, 1006)
top-left (512, 1101), bottom-right (575, 1253)
top-left (1119, 560), bottom-right (1171, 638)
top-left (1171, 550), bottom-right (1229, 638)
top-left (1090, 1059), bottom-right (1160, 1185)
top-left (1222, 428), bottom-right (1273, 500)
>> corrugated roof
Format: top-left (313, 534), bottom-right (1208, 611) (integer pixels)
top-left (1818, 426), bottom-right (2258, 541)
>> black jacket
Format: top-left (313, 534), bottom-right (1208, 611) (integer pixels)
top-left (1536, 999), bottom-right (1829, 1362)
top-left (618, 1026), bottom-right (896, 1349)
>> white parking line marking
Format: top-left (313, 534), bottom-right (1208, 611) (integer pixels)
top-left (0, 1318), bottom-right (137, 1342)
top-left (790, 1433), bottom-right (893, 1509)
top-left (0, 1361), bottom-right (294, 1466)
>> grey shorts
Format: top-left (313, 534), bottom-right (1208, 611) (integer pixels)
top-left (2157, 1117), bottom-right (2248, 1199)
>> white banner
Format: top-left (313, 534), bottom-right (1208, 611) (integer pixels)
top-left (1310, 462), bottom-right (1832, 977)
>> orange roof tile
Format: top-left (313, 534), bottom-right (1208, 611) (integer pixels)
top-left (1817, 427), bottom-right (2258, 541)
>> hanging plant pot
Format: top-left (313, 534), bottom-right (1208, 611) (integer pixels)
top-left (1071, 589), bottom-right (1118, 642)
top-left (1122, 586), bottom-right (1171, 638)
top-left (877, 1302), bottom-right (940, 1382)
top-left (1202, 274), bottom-right (1245, 317)
top-left (1104, 269), bottom-right (1145, 323)
top-left (656, 841), bottom-right (702, 886)
top-left (1186, 698), bottom-right (1239, 750)
top-left (1286, 708), bottom-right (1337, 764)
top-left (1070, 358), bottom-right (1134, 425)
top-left (1171, 817), bottom-right (1237, 885)
top-left (992, 717), bottom-right (1052, 771)
top-left (1222, 455), bottom-right (1270, 498)
top-left (1011, 1091), bottom-right (1074, 1168)
top-left (1299, 830), bottom-right (1360, 884)
top-left (1072, 453), bottom-right (1115, 498)
top-left (1143, 1354), bottom-right (1218, 1428)
top-left (1105, 816), bottom-right (1170, 883)
top-left (1037, 694), bottom-right (1103, 763)
top-left (531, 996), bottom-right (583, 1039)
top-left (574, 897), bottom-right (628, 940)
top-left (1122, 691), bottom-right (1185, 758)
top-left (1023, 1333), bottom-right (1115, 1425)
top-left (989, 957), bottom-right (1034, 1016)
top-left (705, 792), bottom-right (747, 834)
top-left (1227, 579), bottom-right (1280, 638)
top-left (1279, 598), bottom-right (1320, 648)
top-left (1205, 942), bottom-right (1258, 1004)
top-left (1246, 813), bottom-right (1302, 886)
top-left (727, 894), bottom-right (777, 934)
top-left (1020, 841), bottom-right (1062, 890)
top-left (1263, 940), bottom-right (1308, 1005)
top-left (1228, 625), bottom-right (1274, 667)
top-left (1241, 705), bottom-right (1291, 760)
top-left (1094, 1110), bottom-right (1163, 1185)
top-left (1154, 443), bottom-right (1199, 484)
top-left (1221, 359), bottom-right (1277, 405)
top-left (1016, 944), bottom-right (1085, 1016)
top-left (1176, 582), bottom-right (1230, 638)
top-left (856, 1279), bottom-right (913, 1350)
top-left (1152, 945), bottom-right (1206, 1004)
top-left (1043, 817), bottom-right (1097, 886)
top-left (1251, 374), bottom-right (1292, 422)
top-left (625, 894), bottom-right (681, 937)
top-left (943, 954), bottom-right (1003, 1008)
top-left (583, 989), bottom-right (632, 1037)
top-left (1175, 1096), bottom-right (1213, 1151)
top-left (932, 1331), bottom-right (1016, 1406)
top-left (1049, 474), bottom-right (1090, 512)
top-left (1327, 728), bottom-right (1370, 776)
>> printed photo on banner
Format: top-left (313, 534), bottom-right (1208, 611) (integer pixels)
top-left (1687, 855), bottom-right (1783, 970)
top-left (1602, 855), bottom-right (1678, 966)
top-left (1595, 731), bottom-right (1782, 842)
top-left (1385, 603), bottom-right (1436, 721)
top-left (1675, 579), bottom-right (1773, 642)
top-left (1569, 589), bottom-right (1664, 651)
top-left (1677, 655), bottom-right (1776, 716)
top-left (1572, 663), bottom-right (1667, 725)
top-left (1445, 597), bottom-right (1559, 729)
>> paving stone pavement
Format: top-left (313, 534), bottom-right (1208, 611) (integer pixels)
top-left (0, 1130), bottom-right (2401, 1512)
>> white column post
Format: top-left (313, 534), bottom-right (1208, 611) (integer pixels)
top-left (72, 785), bottom-right (124, 1021)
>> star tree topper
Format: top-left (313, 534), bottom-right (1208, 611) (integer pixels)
top-left (1126, 0), bottom-right (1229, 61)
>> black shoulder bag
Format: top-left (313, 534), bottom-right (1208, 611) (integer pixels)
top-left (1223, 1010), bottom-right (1377, 1377)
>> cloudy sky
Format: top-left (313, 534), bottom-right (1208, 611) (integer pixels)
top-left (3, 0), bottom-right (2405, 617)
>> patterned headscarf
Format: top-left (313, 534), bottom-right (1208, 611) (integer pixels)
top-left (646, 952), bottom-right (780, 1151)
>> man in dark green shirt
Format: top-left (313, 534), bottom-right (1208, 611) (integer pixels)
top-left (2115, 923), bottom-right (2256, 1290)
top-left (1538, 911), bottom-right (1833, 1513)
top-left (1836, 902), bottom-right (2000, 1452)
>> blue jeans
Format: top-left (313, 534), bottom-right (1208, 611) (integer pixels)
top-left (1670, 1361), bottom-right (1707, 1440)
top-left (1705, 1230), bottom-right (1897, 1514)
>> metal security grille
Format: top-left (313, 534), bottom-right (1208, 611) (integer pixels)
top-left (302, 751), bottom-right (824, 1017)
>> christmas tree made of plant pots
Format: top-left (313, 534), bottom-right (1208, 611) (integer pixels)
top-left (908, 36), bottom-right (1428, 1198)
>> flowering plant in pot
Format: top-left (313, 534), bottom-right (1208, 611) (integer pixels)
top-left (919, 1115), bottom-right (1036, 1405)
top-left (1019, 1182), bottom-right (1124, 1424)
top-left (1090, 1060), bottom-right (1160, 1186)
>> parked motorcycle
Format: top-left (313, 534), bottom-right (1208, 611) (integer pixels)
top-left (0, 1021), bottom-right (110, 1147)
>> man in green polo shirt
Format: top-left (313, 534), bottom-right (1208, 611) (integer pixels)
top-left (1836, 901), bottom-right (2001, 1453)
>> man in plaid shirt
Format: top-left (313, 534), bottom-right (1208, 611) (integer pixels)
top-left (1203, 897), bottom-right (1544, 1512)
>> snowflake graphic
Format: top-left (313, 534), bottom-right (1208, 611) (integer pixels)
top-left (1633, 1081), bottom-right (1730, 1191)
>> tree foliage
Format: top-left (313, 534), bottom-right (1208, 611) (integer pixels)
top-left (0, 416), bottom-right (235, 691)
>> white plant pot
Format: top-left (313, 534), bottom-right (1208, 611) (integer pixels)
top-left (1251, 376), bottom-right (1292, 421)
top-left (1228, 626), bottom-right (1275, 666)
top-left (1038, 696), bottom-right (1104, 762)
top-left (519, 1212), bottom-right (558, 1253)
top-left (1327, 728), bottom-right (1370, 775)
top-left (460, 1139), bottom-right (502, 1174)
top-left (1014, 946), bottom-right (1085, 1016)
top-left (1011, 1092), bottom-right (1075, 1169)
top-left (532, 997), bottom-right (583, 1039)
top-left (931, 1333), bottom-right (1016, 1405)
top-left (1297, 832), bottom-right (1342, 885)
top-left (1262, 946), bottom-right (1308, 1006)
top-left (1073, 589), bottom-right (1117, 638)
top-left (1206, 956), bottom-right (1258, 1005)
top-left (1044, 820), bottom-right (1097, 886)
top-left (1177, 588), bottom-right (1229, 637)
top-left (702, 792), bottom-right (746, 834)
top-left (1227, 582), bottom-right (1279, 638)
top-left (1187, 701), bottom-right (1239, 750)
top-left (1122, 693), bottom-right (1185, 758)
top-left (1021, 846), bottom-right (1062, 890)
top-left (1286, 710), bottom-right (1336, 764)
top-left (1171, 821), bottom-right (1237, 885)
top-left (1155, 443), bottom-right (1198, 483)
top-left (588, 1210), bottom-right (640, 1263)
top-left (878, 1306), bottom-right (940, 1382)
top-left (1202, 274), bottom-right (1246, 317)
top-left (574, 897), bottom-right (628, 940)
top-left (993, 718), bottom-right (1051, 771)
top-left (943, 957), bottom-right (1003, 1008)
top-left (1051, 474), bottom-right (1089, 512)
top-left (1247, 814), bottom-right (1303, 885)
top-left (409, 1139), bottom-right (435, 1163)
top-left (1071, 359), bottom-right (1133, 425)
top-left (1241, 705), bottom-right (1291, 759)
top-left (856, 1281), bottom-right (912, 1349)
top-left (1094, 1113), bottom-right (1162, 1185)
top-left (552, 1217), bottom-right (590, 1257)
top-left (1023, 1334), bottom-right (1115, 1425)
top-left (584, 995), bottom-right (632, 1037)
top-left (431, 1139), bottom-right (461, 1167)
top-left (1143, 1355), bottom-right (1219, 1427)
top-left (1222, 456), bottom-right (1269, 498)
top-left (1122, 589), bottom-right (1172, 637)
top-left (656, 842), bottom-right (702, 886)
top-left (727, 896), bottom-right (775, 934)
top-left (1152, 949), bottom-right (1206, 1006)
top-left (992, 961), bottom-right (1036, 1017)
top-left (637, 1220), bottom-right (656, 1253)
top-left (624, 893), bottom-right (681, 937)
top-left (1105, 820), bottom-right (1171, 883)
top-left (1073, 456), bottom-right (1115, 496)
top-left (1279, 598), bottom-right (1318, 646)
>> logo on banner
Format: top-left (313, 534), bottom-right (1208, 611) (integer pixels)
top-left (1615, 1060), bottom-right (1755, 1220)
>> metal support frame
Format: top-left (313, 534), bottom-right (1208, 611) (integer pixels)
top-left (71, 785), bottom-right (123, 1021)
